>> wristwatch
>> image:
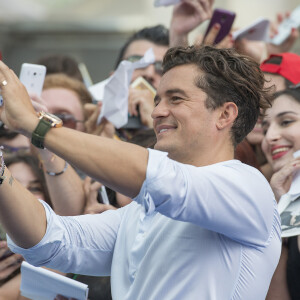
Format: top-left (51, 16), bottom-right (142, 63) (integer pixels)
top-left (31, 111), bottom-right (63, 149)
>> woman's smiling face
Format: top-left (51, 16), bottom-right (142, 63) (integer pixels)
top-left (262, 94), bottom-right (300, 172)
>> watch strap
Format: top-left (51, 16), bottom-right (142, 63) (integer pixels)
top-left (31, 118), bottom-right (52, 149)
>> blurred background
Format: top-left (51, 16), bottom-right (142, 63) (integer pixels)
top-left (0, 0), bottom-right (299, 83)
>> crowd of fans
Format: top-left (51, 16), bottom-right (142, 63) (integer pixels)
top-left (0, 0), bottom-right (300, 299)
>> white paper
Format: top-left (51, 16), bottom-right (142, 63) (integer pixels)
top-left (96, 48), bottom-right (155, 129)
top-left (232, 17), bottom-right (270, 41)
top-left (154, 0), bottom-right (181, 7)
top-left (88, 78), bottom-right (110, 102)
top-left (20, 262), bottom-right (89, 300)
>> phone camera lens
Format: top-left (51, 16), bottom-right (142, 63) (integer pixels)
top-left (33, 72), bottom-right (37, 76)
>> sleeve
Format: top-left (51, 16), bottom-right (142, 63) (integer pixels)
top-left (134, 149), bottom-right (276, 247)
top-left (7, 201), bottom-right (122, 276)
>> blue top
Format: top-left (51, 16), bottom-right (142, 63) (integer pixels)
top-left (8, 149), bottom-right (281, 300)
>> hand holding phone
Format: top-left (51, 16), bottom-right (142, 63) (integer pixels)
top-left (204, 8), bottom-right (236, 44)
top-left (124, 77), bottom-right (156, 129)
top-left (19, 63), bottom-right (46, 96)
top-left (270, 6), bottom-right (300, 45)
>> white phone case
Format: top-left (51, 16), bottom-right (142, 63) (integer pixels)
top-left (19, 63), bottom-right (46, 96)
top-left (270, 5), bottom-right (300, 45)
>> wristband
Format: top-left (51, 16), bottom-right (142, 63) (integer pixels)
top-left (0, 146), bottom-right (6, 185)
top-left (45, 161), bottom-right (68, 176)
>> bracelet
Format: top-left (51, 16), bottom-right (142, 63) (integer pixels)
top-left (45, 161), bottom-right (68, 176)
top-left (0, 146), bottom-right (6, 185)
top-left (0, 164), bottom-right (6, 185)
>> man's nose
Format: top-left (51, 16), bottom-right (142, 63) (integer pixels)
top-left (151, 99), bottom-right (170, 120)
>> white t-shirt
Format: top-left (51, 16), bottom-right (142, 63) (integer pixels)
top-left (8, 149), bottom-right (281, 300)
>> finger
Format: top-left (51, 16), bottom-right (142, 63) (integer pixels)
top-left (83, 176), bottom-right (92, 196)
top-left (216, 33), bottom-right (234, 49)
top-left (201, 0), bottom-right (214, 17)
top-left (204, 23), bottom-right (221, 45)
top-left (0, 240), bottom-right (7, 248)
top-left (84, 104), bottom-right (100, 133)
top-left (31, 100), bottom-right (48, 112)
top-left (276, 12), bottom-right (284, 24)
top-left (0, 61), bottom-right (14, 81)
top-left (0, 262), bottom-right (22, 280)
top-left (83, 103), bottom-right (99, 119)
top-left (0, 253), bottom-right (23, 271)
top-left (129, 97), bottom-right (140, 117)
top-left (86, 184), bottom-right (102, 206)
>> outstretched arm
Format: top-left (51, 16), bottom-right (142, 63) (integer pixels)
top-left (0, 61), bottom-right (148, 249)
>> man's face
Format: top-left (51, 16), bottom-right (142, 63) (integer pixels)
top-left (123, 39), bottom-right (168, 90)
top-left (41, 88), bottom-right (85, 131)
top-left (152, 64), bottom-right (221, 165)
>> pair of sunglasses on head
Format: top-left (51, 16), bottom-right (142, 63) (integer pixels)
top-left (126, 55), bottom-right (163, 76)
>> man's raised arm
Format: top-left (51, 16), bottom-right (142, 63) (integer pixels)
top-left (0, 60), bottom-right (148, 248)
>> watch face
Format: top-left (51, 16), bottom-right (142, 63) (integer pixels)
top-left (39, 111), bottom-right (63, 127)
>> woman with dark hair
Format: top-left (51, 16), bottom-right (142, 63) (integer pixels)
top-left (262, 86), bottom-right (300, 300)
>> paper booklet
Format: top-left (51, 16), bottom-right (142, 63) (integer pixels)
top-left (20, 261), bottom-right (89, 300)
top-left (278, 150), bottom-right (300, 238)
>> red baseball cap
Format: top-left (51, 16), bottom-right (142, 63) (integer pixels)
top-left (260, 53), bottom-right (300, 85)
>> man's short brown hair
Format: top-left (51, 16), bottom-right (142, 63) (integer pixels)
top-left (163, 46), bottom-right (274, 146)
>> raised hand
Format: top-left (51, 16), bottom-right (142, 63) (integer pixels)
top-left (270, 157), bottom-right (300, 201)
top-left (0, 240), bottom-right (23, 281)
top-left (170, 0), bottom-right (214, 47)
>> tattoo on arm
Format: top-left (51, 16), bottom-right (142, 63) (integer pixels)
top-left (9, 175), bottom-right (14, 186)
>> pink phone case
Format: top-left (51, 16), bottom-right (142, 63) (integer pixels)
top-left (204, 8), bottom-right (236, 44)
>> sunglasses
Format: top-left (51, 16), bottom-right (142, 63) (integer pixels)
top-left (126, 55), bottom-right (163, 76)
top-left (54, 113), bottom-right (84, 130)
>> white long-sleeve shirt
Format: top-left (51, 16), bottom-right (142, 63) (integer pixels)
top-left (8, 149), bottom-right (281, 300)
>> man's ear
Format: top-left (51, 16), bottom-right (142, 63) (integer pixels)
top-left (216, 102), bottom-right (238, 130)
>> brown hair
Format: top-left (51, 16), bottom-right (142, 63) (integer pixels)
top-left (43, 73), bottom-right (92, 107)
top-left (162, 45), bottom-right (274, 146)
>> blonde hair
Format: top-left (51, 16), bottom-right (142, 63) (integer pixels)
top-left (43, 73), bottom-right (92, 106)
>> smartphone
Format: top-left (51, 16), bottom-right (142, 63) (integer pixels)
top-left (19, 63), bottom-right (46, 96)
top-left (204, 8), bottom-right (236, 44)
top-left (123, 76), bottom-right (156, 129)
top-left (97, 186), bottom-right (110, 205)
top-left (270, 5), bottom-right (300, 45)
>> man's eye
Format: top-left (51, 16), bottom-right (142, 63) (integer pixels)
top-left (171, 96), bottom-right (182, 101)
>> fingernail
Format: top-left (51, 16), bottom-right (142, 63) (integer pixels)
top-left (214, 23), bottom-right (220, 29)
top-left (292, 27), bottom-right (296, 32)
